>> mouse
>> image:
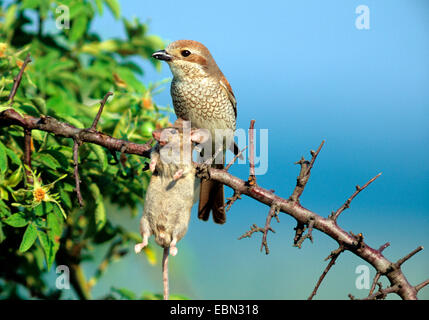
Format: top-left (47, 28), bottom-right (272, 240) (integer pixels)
top-left (134, 119), bottom-right (209, 300)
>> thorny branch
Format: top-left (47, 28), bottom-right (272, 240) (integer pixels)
top-left (90, 92), bottom-right (113, 131)
top-left (308, 246), bottom-right (345, 300)
top-left (73, 139), bottom-right (84, 207)
top-left (23, 128), bottom-right (33, 184)
top-left (238, 202), bottom-right (280, 254)
top-left (225, 146), bottom-right (247, 171)
top-left (329, 172), bottom-right (382, 222)
top-left (247, 120), bottom-right (256, 187)
top-left (8, 53), bottom-right (32, 104)
top-left (289, 140), bottom-right (324, 203)
top-left (0, 56), bottom-right (427, 300)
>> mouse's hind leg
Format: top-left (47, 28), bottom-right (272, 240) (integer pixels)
top-left (169, 236), bottom-right (178, 256)
top-left (135, 217), bottom-right (151, 253)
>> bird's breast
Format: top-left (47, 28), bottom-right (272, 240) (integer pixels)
top-left (171, 77), bottom-right (236, 131)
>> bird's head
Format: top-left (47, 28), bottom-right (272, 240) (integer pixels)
top-left (152, 40), bottom-right (220, 79)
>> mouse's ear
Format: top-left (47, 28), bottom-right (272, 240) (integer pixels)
top-left (152, 128), bottom-right (163, 141)
top-left (190, 128), bottom-right (210, 144)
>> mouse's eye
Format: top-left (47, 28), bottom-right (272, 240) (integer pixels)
top-left (181, 50), bottom-right (191, 57)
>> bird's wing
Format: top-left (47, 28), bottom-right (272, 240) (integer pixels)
top-left (219, 76), bottom-right (237, 119)
top-left (219, 76), bottom-right (242, 159)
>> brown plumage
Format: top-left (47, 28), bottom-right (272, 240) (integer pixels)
top-left (152, 40), bottom-right (237, 224)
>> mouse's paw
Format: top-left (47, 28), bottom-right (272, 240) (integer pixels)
top-left (134, 239), bottom-right (148, 254)
top-left (173, 169), bottom-right (184, 181)
top-left (149, 158), bottom-right (157, 173)
top-left (170, 246), bottom-right (178, 256)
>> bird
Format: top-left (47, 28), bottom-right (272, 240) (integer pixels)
top-left (152, 40), bottom-right (238, 224)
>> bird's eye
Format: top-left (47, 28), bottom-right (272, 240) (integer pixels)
top-left (181, 50), bottom-right (191, 57)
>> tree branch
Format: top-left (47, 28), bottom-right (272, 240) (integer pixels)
top-left (8, 53), bottom-right (32, 104)
top-left (73, 139), bottom-right (84, 207)
top-left (308, 246), bottom-right (344, 300)
top-left (89, 92), bottom-right (113, 131)
top-left (289, 140), bottom-right (324, 203)
top-left (0, 109), bottom-right (152, 158)
top-left (23, 128), bottom-right (33, 184)
top-left (247, 120), bottom-right (256, 187)
top-left (329, 173), bottom-right (382, 222)
top-left (1, 109), bottom-right (426, 300)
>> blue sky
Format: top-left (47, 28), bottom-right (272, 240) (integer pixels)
top-left (78, 0), bottom-right (429, 299)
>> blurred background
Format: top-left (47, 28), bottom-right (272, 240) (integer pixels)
top-left (1, 0), bottom-right (428, 299)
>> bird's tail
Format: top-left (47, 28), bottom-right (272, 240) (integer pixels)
top-left (198, 163), bottom-right (226, 224)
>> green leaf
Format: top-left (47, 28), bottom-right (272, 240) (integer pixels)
top-left (48, 207), bottom-right (63, 237)
top-left (112, 287), bottom-right (136, 300)
top-left (0, 200), bottom-right (10, 217)
top-left (31, 97), bottom-right (47, 114)
top-left (46, 208), bottom-right (63, 260)
top-left (33, 242), bottom-right (45, 270)
top-left (4, 213), bottom-right (28, 227)
top-left (37, 228), bottom-right (56, 270)
top-left (69, 15), bottom-right (88, 42)
top-left (90, 144), bottom-right (108, 171)
top-left (19, 223), bottom-right (38, 252)
top-left (37, 229), bottom-right (51, 269)
top-left (21, 0), bottom-right (39, 9)
top-left (89, 183), bottom-right (106, 231)
top-left (6, 166), bottom-right (23, 188)
top-left (95, 0), bottom-right (104, 15)
top-left (33, 152), bottom-right (61, 170)
top-left (4, 4), bottom-right (17, 30)
top-left (0, 141), bottom-right (8, 174)
top-left (0, 222), bottom-right (5, 244)
top-left (0, 187), bottom-right (9, 201)
top-left (5, 147), bottom-right (22, 166)
top-left (105, 0), bottom-right (121, 19)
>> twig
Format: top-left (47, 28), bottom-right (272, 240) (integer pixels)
top-left (224, 190), bottom-right (242, 212)
top-left (225, 146), bottom-right (248, 171)
top-left (289, 141), bottom-right (325, 203)
top-left (294, 218), bottom-right (315, 248)
top-left (204, 144), bottom-right (224, 166)
top-left (238, 224), bottom-right (264, 240)
top-left (8, 53), bottom-right (32, 104)
top-left (23, 128), bottom-right (33, 184)
top-left (308, 246), bottom-right (344, 300)
top-left (238, 203), bottom-right (280, 254)
top-left (73, 139), bottom-right (84, 207)
top-left (90, 92), bottom-right (113, 131)
top-left (349, 231), bottom-right (365, 249)
top-left (329, 173), bottom-right (382, 221)
top-left (368, 272), bottom-right (381, 296)
top-left (363, 284), bottom-right (399, 300)
top-left (260, 203), bottom-right (280, 254)
top-left (247, 120), bottom-right (256, 187)
top-left (415, 279), bottom-right (429, 292)
top-left (395, 246), bottom-right (424, 267)
top-left (306, 140), bottom-right (325, 176)
top-left (378, 242), bottom-right (390, 253)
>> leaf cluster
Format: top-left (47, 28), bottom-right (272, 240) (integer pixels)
top-left (0, 0), bottom-right (170, 299)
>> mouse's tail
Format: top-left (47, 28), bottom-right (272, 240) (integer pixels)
top-left (162, 247), bottom-right (169, 300)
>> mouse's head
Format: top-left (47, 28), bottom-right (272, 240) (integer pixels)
top-left (152, 118), bottom-right (210, 148)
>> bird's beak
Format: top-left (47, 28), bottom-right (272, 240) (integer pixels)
top-left (152, 50), bottom-right (172, 62)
